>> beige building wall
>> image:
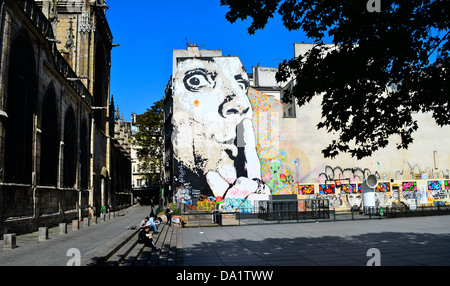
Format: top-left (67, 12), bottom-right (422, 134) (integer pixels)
top-left (278, 43), bottom-right (450, 184)
top-left (279, 94), bottom-right (450, 184)
top-left (251, 43), bottom-right (450, 210)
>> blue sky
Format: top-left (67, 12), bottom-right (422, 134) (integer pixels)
top-left (107, 0), bottom-right (310, 119)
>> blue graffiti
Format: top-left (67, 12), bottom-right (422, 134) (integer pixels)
top-left (223, 198), bottom-right (254, 214)
top-left (428, 181), bottom-right (442, 191)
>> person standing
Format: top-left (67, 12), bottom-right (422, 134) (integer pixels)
top-left (165, 205), bottom-right (173, 226)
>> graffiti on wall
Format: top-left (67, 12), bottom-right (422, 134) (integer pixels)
top-left (247, 88), bottom-right (299, 195)
top-left (318, 166), bottom-right (380, 184)
top-left (319, 184), bottom-right (335, 194)
top-left (376, 182), bottom-right (391, 192)
top-left (340, 184), bottom-right (357, 194)
top-left (299, 184), bottom-right (314, 195)
top-left (171, 57), bottom-right (271, 212)
top-left (393, 180), bottom-right (450, 206)
top-left (171, 57), bottom-right (450, 212)
top-left (404, 163), bottom-right (450, 180)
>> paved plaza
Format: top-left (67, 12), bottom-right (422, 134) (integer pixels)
top-left (182, 215), bottom-right (450, 266)
top-left (0, 205), bottom-right (449, 266)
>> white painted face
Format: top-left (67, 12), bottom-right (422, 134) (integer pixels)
top-left (172, 57), bottom-right (258, 184)
top-left (174, 57), bottom-right (251, 140)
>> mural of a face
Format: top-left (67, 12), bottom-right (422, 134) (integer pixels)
top-left (172, 57), bottom-right (270, 206)
top-left (347, 194), bottom-right (362, 209)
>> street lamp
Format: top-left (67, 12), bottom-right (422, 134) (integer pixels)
top-left (67, 77), bottom-right (88, 81)
top-left (46, 37), bottom-right (61, 44)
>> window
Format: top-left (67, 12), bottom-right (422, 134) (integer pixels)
top-left (4, 33), bottom-right (35, 184)
top-left (282, 85), bottom-right (296, 118)
top-left (40, 85), bottom-right (59, 186)
top-left (80, 120), bottom-right (89, 189)
top-left (63, 107), bottom-right (77, 188)
top-left (283, 105), bottom-right (296, 118)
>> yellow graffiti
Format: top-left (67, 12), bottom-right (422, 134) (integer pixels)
top-left (196, 199), bottom-right (215, 212)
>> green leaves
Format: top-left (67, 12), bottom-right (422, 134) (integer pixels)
top-left (132, 99), bottom-right (164, 183)
top-left (221, 0), bottom-right (282, 34)
top-left (221, 0), bottom-right (450, 159)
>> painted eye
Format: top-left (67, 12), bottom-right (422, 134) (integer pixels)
top-left (187, 75), bottom-right (208, 89)
top-left (237, 80), bottom-right (248, 91)
top-left (234, 75), bottom-right (249, 92)
top-left (183, 69), bottom-right (215, 92)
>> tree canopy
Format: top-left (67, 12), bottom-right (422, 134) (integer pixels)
top-left (220, 0), bottom-right (449, 159)
top-left (131, 99), bottom-right (164, 184)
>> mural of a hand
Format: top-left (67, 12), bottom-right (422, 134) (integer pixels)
top-left (206, 171), bottom-right (271, 203)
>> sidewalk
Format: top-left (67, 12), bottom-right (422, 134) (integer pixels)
top-left (0, 205), bottom-right (153, 266)
top-left (182, 215), bottom-right (450, 266)
top-left (2, 208), bottom-right (450, 266)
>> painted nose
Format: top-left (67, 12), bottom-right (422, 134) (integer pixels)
top-left (218, 93), bottom-right (251, 119)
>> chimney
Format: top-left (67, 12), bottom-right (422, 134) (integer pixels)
top-left (187, 44), bottom-right (200, 57)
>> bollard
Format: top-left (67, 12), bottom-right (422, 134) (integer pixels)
top-left (83, 217), bottom-right (90, 227)
top-left (38, 227), bottom-right (48, 241)
top-left (59, 223), bottom-right (67, 235)
top-left (3, 233), bottom-right (16, 249)
top-left (72, 219), bottom-right (79, 230)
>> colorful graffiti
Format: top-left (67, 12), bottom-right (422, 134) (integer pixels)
top-left (376, 182), bottom-right (391, 192)
top-left (170, 57), bottom-right (450, 213)
top-left (223, 198), bottom-right (254, 214)
top-left (428, 181), bottom-right (442, 190)
top-left (402, 181), bottom-right (418, 192)
top-left (299, 184), bottom-right (314, 195)
top-left (171, 57), bottom-right (271, 212)
top-left (319, 184), bottom-right (335, 194)
top-left (247, 88), bottom-right (300, 196)
top-left (340, 184), bottom-right (357, 194)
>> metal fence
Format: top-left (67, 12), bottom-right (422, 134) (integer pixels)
top-left (334, 203), bottom-right (450, 221)
top-left (177, 200), bottom-right (450, 227)
top-left (180, 199), bottom-right (332, 227)
top-left (258, 199), bottom-right (330, 221)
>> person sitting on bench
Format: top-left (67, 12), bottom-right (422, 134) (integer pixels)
top-left (138, 226), bottom-right (159, 250)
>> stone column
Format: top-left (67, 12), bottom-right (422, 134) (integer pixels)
top-left (83, 217), bottom-right (90, 227)
top-left (38, 227), bottom-right (48, 241)
top-left (72, 219), bottom-right (79, 230)
top-left (3, 234), bottom-right (16, 249)
top-left (59, 223), bottom-right (67, 234)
